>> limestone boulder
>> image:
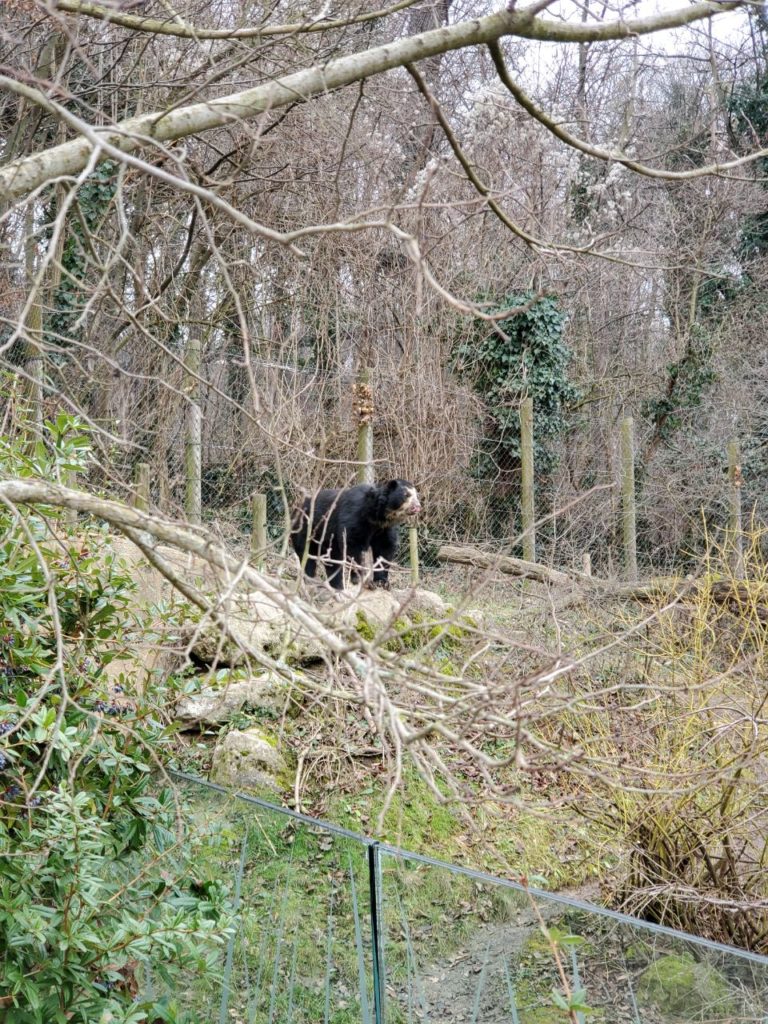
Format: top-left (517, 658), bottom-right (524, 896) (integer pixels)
top-left (391, 587), bottom-right (483, 629)
top-left (210, 726), bottom-right (286, 792)
top-left (181, 590), bottom-right (329, 666)
top-left (391, 588), bottom-right (449, 618)
top-left (185, 585), bottom-right (482, 666)
top-left (638, 953), bottom-right (736, 1019)
top-left (175, 674), bottom-right (286, 728)
top-left (343, 588), bottom-right (402, 625)
top-left (110, 536), bottom-right (253, 606)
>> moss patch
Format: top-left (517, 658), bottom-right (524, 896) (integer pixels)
top-left (354, 609), bottom-right (377, 642)
top-left (637, 954), bottom-right (736, 1020)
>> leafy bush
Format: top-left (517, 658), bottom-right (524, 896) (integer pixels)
top-left (0, 413), bottom-right (231, 1022)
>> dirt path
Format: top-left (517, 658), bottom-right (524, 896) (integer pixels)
top-left (390, 884), bottom-right (601, 1023)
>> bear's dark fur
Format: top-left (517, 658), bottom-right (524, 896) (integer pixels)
top-left (291, 479), bottom-right (421, 590)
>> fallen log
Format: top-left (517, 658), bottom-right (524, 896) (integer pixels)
top-left (436, 545), bottom-right (580, 588)
top-left (436, 544), bottom-right (686, 604)
top-left (708, 579), bottom-right (768, 622)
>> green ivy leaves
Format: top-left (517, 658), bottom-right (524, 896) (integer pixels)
top-left (454, 291), bottom-right (579, 477)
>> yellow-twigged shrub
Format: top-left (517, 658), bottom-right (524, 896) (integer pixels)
top-left (563, 532), bottom-right (768, 952)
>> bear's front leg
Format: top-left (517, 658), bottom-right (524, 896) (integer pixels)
top-left (370, 526), bottom-right (398, 589)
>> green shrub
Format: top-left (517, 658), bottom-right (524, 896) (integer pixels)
top-left (0, 413), bottom-right (231, 1022)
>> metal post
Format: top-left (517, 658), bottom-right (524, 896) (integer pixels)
top-left (367, 841), bottom-right (386, 1023)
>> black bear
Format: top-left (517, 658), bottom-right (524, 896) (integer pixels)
top-left (291, 479), bottom-right (421, 590)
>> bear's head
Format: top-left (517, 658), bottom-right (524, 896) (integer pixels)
top-left (381, 479), bottom-right (421, 523)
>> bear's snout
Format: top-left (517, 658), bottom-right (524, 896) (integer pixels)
top-left (402, 488), bottom-right (421, 515)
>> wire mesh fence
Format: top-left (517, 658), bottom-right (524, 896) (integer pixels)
top-left (77, 357), bottom-right (628, 577)
top-left (2, 355), bottom-right (755, 580)
top-left (142, 773), bottom-right (768, 1023)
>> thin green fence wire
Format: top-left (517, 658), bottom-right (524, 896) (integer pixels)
top-left (219, 825), bottom-right (249, 1024)
top-left (503, 960), bottom-right (521, 1024)
top-left (393, 882), bottom-right (431, 1023)
top-left (623, 956), bottom-right (643, 1024)
top-left (246, 854), bottom-right (283, 1023)
top-left (570, 944), bottom-right (585, 1024)
top-left (324, 876), bottom-right (336, 1024)
top-left (470, 941), bottom-right (492, 1024)
top-left (267, 845), bottom-right (296, 1024)
top-left (286, 921), bottom-right (301, 1024)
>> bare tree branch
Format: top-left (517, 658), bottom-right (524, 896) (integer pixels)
top-left (0, 1), bottom-right (748, 202)
top-left (488, 38), bottom-right (768, 183)
top-left (52, 0), bottom-right (423, 40)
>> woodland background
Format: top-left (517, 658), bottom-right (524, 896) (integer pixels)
top-left (4, 0), bottom-right (768, 575)
top-left (2, 3), bottom-right (768, 1019)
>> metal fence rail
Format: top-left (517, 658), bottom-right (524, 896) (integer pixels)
top-left (141, 772), bottom-right (768, 1023)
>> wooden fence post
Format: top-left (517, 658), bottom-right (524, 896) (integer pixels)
top-left (64, 472), bottom-right (77, 527)
top-left (620, 416), bottom-right (638, 582)
top-left (728, 438), bottom-right (744, 580)
top-left (519, 396), bottom-right (535, 563)
top-left (409, 525), bottom-right (420, 587)
top-left (251, 492), bottom-right (268, 569)
top-left (354, 367), bottom-right (374, 485)
top-left (133, 462), bottom-right (150, 511)
top-left (184, 335), bottom-right (202, 525)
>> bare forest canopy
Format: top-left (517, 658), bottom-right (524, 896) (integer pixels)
top-left (2, 0), bottom-right (768, 570)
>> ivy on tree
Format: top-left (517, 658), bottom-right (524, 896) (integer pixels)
top-left (43, 160), bottom-right (118, 346)
top-left (454, 292), bottom-right (578, 479)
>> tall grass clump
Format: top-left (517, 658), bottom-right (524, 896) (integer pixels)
top-left (565, 532), bottom-right (768, 953)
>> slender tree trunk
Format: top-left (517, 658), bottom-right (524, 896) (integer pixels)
top-left (728, 438), bottom-right (744, 580)
top-left (621, 416), bottom-right (638, 582)
top-left (24, 206), bottom-right (44, 443)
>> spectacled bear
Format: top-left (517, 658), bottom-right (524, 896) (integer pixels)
top-left (291, 479), bottom-right (421, 590)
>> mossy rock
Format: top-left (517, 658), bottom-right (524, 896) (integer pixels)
top-left (637, 953), bottom-right (736, 1020)
top-left (354, 608), bottom-right (468, 654)
top-left (210, 725), bottom-right (286, 793)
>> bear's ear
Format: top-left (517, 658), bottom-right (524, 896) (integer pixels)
top-left (385, 479), bottom-right (400, 491)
